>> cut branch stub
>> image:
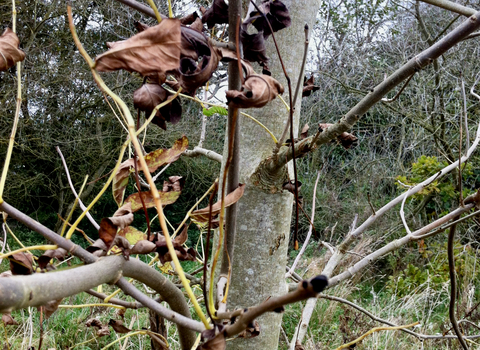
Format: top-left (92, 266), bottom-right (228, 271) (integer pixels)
top-left (0, 28), bottom-right (25, 71)
top-left (95, 19), bottom-right (182, 83)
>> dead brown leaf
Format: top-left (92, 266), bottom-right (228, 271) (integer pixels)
top-left (180, 11), bottom-right (199, 26)
top-left (130, 240), bottom-right (156, 255)
top-left (9, 252), bottom-right (34, 275)
top-left (226, 74), bottom-right (283, 108)
top-left (162, 176), bottom-right (184, 192)
top-left (190, 184), bottom-right (245, 223)
top-left (197, 325), bottom-right (226, 350)
top-left (201, 0), bottom-right (229, 29)
top-left (0, 28), bottom-right (25, 71)
top-left (98, 218), bottom-right (117, 248)
top-left (133, 83), bottom-right (182, 130)
top-left (2, 313), bottom-right (18, 326)
top-left (110, 202), bottom-right (134, 229)
top-left (95, 19), bottom-right (181, 83)
top-left (237, 320), bottom-right (260, 338)
top-left (244, 0), bottom-right (291, 39)
top-left (318, 123), bottom-right (358, 149)
top-left (109, 319), bottom-right (131, 334)
top-left (302, 75), bottom-right (320, 97)
top-left (175, 42), bottom-right (222, 96)
top-left (85, 318), bottom-right (103, 328)
top-left (42, 299), bottom-right (63, 319)
top-left (300, 123), bottom-right (309, 139)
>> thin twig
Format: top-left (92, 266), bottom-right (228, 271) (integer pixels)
top-left (448, 221), bottom-right (469, 349)
top-left (367, 191), bottom-right (376, 215)
top-left (275, 24), bottom-right (310, 151)
top-left (286, 171), bottom-right (321, 278)
top-left (56, 147), bottom-right (99, 230)
top-left (381, 73), bottom-right (415, 103)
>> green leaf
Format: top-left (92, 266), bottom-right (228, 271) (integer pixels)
top-left (203, 106), bottom-right (228, 117)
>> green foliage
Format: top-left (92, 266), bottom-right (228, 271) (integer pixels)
top-left (202, 106), bottom-right (228, 117)
top-left (396, 155), bottom-right (474, 214)
top-left (386, 242), bottom-right (479, 297)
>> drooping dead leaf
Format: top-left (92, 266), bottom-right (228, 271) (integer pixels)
top-left (318, 123), bottom-right (358, 149)
top-left (85, 318), bottom-right (103, 328)
top-left (110, 202), bottom-right (134, 229)
top-left (218, 47), bottom-right (256, 78)
top-left (112, 235), bottom-right (131, 259)
top-left (2, 313), bottom-right (18, 326)
top-left (190, 184), bottom-right (245, 223)
top-left (118, 226), bottom-right (147, 245)
top-left (131, 240), bottom-right (156, 255)
top-left (133, 83), bottom-right (182, 130)
top-left (190, 17), bottom-right (204, 32)
top-left (112, 158), bottom-right (135, 207)
top-left (86, 239), bottom-right (108, 257)
top-left (244, 0), bottom-right (291, 39)
top-left (109, 319), bottom-right (131, 334)
top-left (241, 28), bottom-right (268, 65)
top-left (95, 19), bottom-right (181, 83)
top-left (180, 26), bottom-right (210, 61)
top-left (0, 28), bottom-right (25, 71)
top-left (300, 124), bottom-right (309, 139)
top-left (237, 320), bottom-right (260, 338)
top-left (180, 11), bottom-right (199, 26)
top-left (144, 137), bottom-right (188, 172)
top-left (201, 0), bottom-right (229, 28)
top-left (162, 176), bottom-right (184, 192)
top-left (175, 43), bottom-right (222, 96)
top-left (123, 190), bottom-right (181, 212)
top-left (155, 227), bottom-right (196, 264)
top-left (226, 74), bottom-right (283, 108)
top-left (302, 75), bottom-right (320, 97)
top-left (97, 325), bottom-right (111, 337)
top-left (112, 136), bottom-right (188, 206)
top-left (98, 218), bottom-right (117, 248)
top-left (42, 298), bottom-right (63, 319)
top-left (9, 252), bottom-right (34, 275)
top-left (37, 248), bottom-right (68, 269)
top-left (197, 325), bottom-right (226, 350)
top-left (282, 180), bottom-right (302, 195)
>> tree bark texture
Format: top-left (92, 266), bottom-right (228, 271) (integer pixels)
top-left (225, 1), bottom-right (321, 349)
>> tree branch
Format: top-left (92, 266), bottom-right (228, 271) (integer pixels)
top-left (264, 9), bottom-right (480, 174)
top-left (418, 0), bottom-right (476, 17)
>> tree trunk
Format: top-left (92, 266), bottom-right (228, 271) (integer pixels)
top-left (225, 1), bottom-right (321, 349)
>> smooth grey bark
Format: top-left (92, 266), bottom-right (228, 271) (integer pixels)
top-left (224, 1), bottom-right (321, 349)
